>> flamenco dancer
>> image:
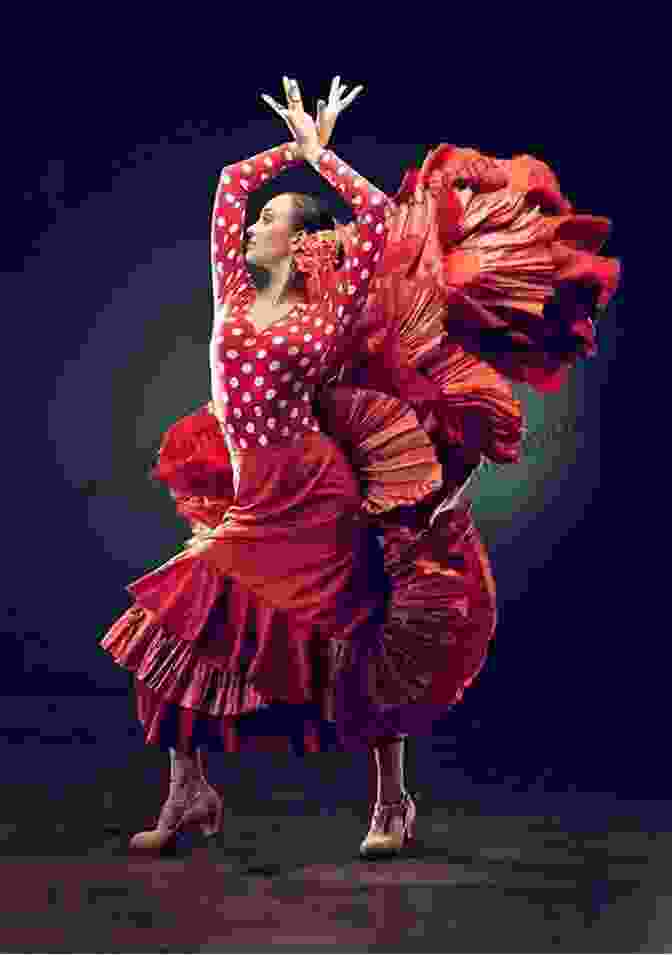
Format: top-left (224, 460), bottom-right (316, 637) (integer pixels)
top-left (101, 76), bottom-right (621, 857)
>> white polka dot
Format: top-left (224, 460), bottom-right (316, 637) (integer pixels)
top-left (257, 350), bottom-right (268, 359)
top-left (372, 194), bottom-right (383, 205)
top-left (240, 179), bottom-right (249, 190)
top-left (292, 381), bottom-right (302, 393)
top-left (315, 318), bottom-right (323, 327)
top-left (299, 357), bottom-right (311, 367)
top-left (241, 362), bottom-right (253, 374)
top-left (242, 163), bottom-right (253, 173)
top-left (269, 360), bottom-right (281, 371)
top-left (258, 434), bottom-right (269, 446)
top-left (227, 424), bottom-right (235, 433)
top-left (261, 173), bottom-right (269, 181)
top-left (302, 416), bottom-right (310, 425)
top-left (376, 223), bottom-right (384, 233)
top-left (245, 422), bottom-right (255, 433)
top-left (307, 367), bottom-right (317, 376)
top-left (302, 392), bottom-right (310, 401)
top-left (254, 406), bottom-right (263, 417)
top-left (290, 325), bottom-right (299, 333)
top-left (216, 263), bottom-right (224, 274)
top-left (264, 157), bottom-right (273, 168)
top-left (221, 173), bottom-right (231, 184)
top-left (314, 342), bottom-right (323, 351)
top-left (254, 376), bottom-right (264, 387)
top-left (304, 334), bottom-right (312, 342)
top-left (337, 306), bottom-right (344, 317)
top-left (267, 418), bottom-right (277, 429)
top-left (272, 336), bottom-right (286, 345)
top-left (312, 423), bottom-right (320, 431)
top-left (364, 214), bottom-right (372, 224)
top-left (226, 350), bottom-right (239, 359)
top-left (279, 400), bottom-right (288, 409)
top-left (232, 327), bottom-right (243, 336)
top-left (265, 389), bottom-right (277, 400)
top-left (240, 438), bottom-right (248, 448)
top-left (233, 408), bottom-right (242, 418)
top-left (361, 269), bottom-right (370, 280)
top-left (243, 338), bottom-right (256, 347)
top-left (242, 392), bottom-right (252, 403)
top-left (216, 216), bottom-right (226, 227)
top-left (229, 377), bottom-right (239, 388)
top-left (281, 426), bottom-right (290, 436)
top-left (325, 324), bottom-right (334, 334)
top-left (302, 315), bottom-right (310, 323)
top-left (338, 165), bottom-right (346, 175)
top-left (362, 240), bottom-right (372, 252)
top-left (345, 259), bottom-right (351, 270)
top-left (373, 252), bottom-right (380, 262)
top-left (229, 223), bottom-right (239, 233)
top-left (290, 407), bottom-right (299, 419)
top-left (353, 258), bottom-right (360, 267)
top-left (280, 372), bottom-right (293, 383)
top-left (224, 193), bottom-right (235, 204)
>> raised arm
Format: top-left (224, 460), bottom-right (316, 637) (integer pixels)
top-left (306, 145), bottom-right (391, 325)
top-left (210, 141), bottom-right (304, 309)
top-left (259, 77), bottom-right (390, 325)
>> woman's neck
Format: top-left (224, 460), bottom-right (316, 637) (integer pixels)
top-left (258, 262), bottom-right (304, 307)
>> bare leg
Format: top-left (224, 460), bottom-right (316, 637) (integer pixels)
top-left (372, 735), bottom-right (408, 803)
top-left (169, 745), bottom-right (209, 787)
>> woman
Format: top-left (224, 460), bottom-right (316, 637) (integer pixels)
top-left (101, 77), bottom-right (621, 856)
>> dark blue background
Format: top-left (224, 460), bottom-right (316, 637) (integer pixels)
top-left (6, 37), bottom-right (642, 806)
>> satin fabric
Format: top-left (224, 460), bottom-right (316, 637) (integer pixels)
top-left (126, 431), bottom-right (385, 648)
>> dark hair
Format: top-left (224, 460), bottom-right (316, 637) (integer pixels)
top-left (288, 193), bottom-right (346, 271)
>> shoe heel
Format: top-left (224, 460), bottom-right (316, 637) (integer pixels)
top-left (404, 796), bottom-right (417, 843)
top-left (200, 797), bottom-right (223, 838)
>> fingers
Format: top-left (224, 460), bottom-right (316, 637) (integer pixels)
top-left (283, 75), bottom-right (304, 111)
top-left (261, 93), bottom-right (297, 139)
top-left (340, 84), bottom-right (364, 109)
top-left (261, 93), bottom-right (287, 118)
top-left (329, 75), bottom-right (341, 104)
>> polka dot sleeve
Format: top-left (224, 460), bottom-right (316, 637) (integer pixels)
top-left (309, 149), bottom-right (391, 329)
top-left (210, 142), bottom-right (304, 309)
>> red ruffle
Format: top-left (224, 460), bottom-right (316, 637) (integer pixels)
top-left (370, 143), bottom-right (622, 396)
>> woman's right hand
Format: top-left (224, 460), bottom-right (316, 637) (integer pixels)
top-left (316, 75), bottom-right (365, 147)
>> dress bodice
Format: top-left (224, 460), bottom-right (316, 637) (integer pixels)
top-left (209, 141), bottom-right (390, 450)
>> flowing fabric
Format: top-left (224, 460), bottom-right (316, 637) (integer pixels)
top-left (100, 141), bottom-right (621, 754)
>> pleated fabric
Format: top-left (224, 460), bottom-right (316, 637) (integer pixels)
top-left (101, 141), bottom-right (621, 754)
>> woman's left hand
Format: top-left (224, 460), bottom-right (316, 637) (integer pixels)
top-left (261, 77), bottom-right (321, 162)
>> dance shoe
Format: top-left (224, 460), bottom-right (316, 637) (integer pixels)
top-left (129, 777), bottom-right (223, 853)
top-left (359, 791), bottom-right (416, 857)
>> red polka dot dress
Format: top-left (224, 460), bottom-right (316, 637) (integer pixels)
top-left (126, 141), bottom-right (390, 647)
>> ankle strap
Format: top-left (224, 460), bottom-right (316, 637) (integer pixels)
top-left (374, 792), bottom-right (411, 809)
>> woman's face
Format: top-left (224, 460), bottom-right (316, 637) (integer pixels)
top-left (245, 194), bottom-right (301, 269)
